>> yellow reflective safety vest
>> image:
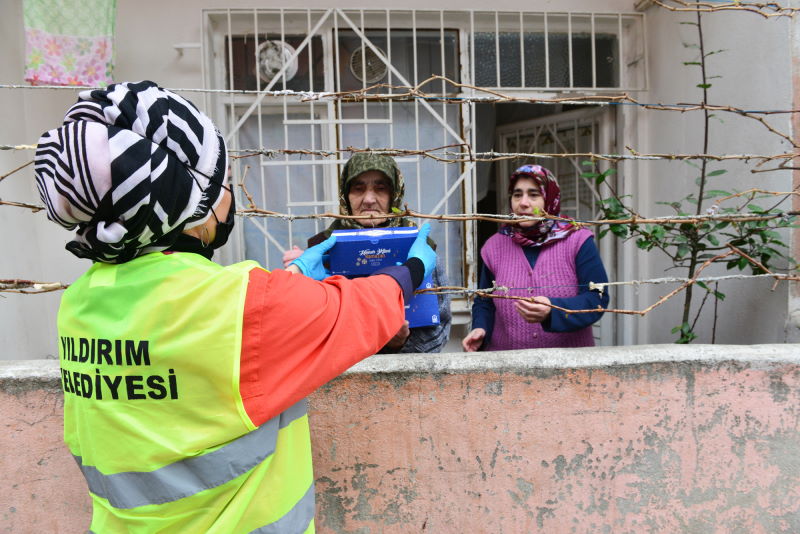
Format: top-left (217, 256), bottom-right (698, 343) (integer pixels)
top-left (58, 252), bottom-right (315, 533)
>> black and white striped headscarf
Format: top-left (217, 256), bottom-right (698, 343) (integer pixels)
top-left (34, 80), bottom-right (227, 263)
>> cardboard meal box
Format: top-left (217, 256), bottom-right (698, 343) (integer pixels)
top-left (403, 273), bottom-right (440, 328)
top-left (330, 227), bottom-right (440, 328)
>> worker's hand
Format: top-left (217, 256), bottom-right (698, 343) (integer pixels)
top-left (289, 235), bottom-right (336, 281)
top-left (384, 321), bottom-right (411, 351)
top-left (515, 296), bottom-right (552, 323)
top-left (282, 246), bottom-right (304, 268)
top-left (407, 223), bottom-right (436, 279)
top-left (462, 328), bottom-right (486, 352)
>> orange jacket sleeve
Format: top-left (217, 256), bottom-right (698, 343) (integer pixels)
top-left (239, 268), bottom-right (406, 426)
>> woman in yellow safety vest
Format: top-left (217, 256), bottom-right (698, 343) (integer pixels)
top-left (35, 81), bottom-right (436, 533)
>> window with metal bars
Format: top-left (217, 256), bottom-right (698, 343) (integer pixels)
top-left (203, 8), bottom-right (644, 304)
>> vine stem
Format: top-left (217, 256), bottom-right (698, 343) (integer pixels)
top-left (681, 9), bottom-right (712, 336)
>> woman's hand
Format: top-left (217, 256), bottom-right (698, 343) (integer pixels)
top-left (514, 296), bottom-right (552, 323)
top-left (282, 246), bottom-right (304, 268)
top-left (384, 321), bottom-right (411, 351)
top-left (462, 328), bottom-right (486, 352)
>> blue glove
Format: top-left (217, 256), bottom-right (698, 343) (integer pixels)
top-left (407, 223), bottom-right (436, 279)
top-left (289, 235), bottom-right (336, 281)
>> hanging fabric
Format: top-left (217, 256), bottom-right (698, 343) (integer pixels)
top-left (23, 0), bottom-right (116, 86)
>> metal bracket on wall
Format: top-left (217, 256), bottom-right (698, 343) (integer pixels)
top-left (173, 43), bottom-right (200, 57)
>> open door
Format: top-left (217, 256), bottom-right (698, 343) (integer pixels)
top-left (496, 106), bottom-right (617, 346)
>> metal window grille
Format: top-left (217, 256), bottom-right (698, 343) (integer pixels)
top-left (201, 8), bottom-right (645, 295)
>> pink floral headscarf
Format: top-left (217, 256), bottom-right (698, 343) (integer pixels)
top-left (500, 164), bottom-right (577, 248)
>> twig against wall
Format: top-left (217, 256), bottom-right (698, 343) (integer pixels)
top-left (651, 0), bottom-right (799, 18)
top-left (0, 279), bottom-right (69, 294)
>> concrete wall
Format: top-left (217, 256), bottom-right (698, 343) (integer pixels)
top-left (3, 345), bottom-right (800, 533)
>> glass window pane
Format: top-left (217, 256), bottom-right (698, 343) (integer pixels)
top-left (226, 35), bottom-right (324, 92)
top-left (337, 29), bottom-right (459, 91)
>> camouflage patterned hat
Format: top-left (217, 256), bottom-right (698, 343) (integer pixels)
top-left (310, 153), bottom-right (435, 249)
top-left (339, 152), bottom-right (405, 219)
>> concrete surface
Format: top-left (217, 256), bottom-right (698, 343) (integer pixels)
top-left (2, 345), bottom-right (800, 533)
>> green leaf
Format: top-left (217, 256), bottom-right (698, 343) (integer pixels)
top-left (738, 257), bottom-right (750, 270)
top-left (677, 244), bottom-right (690, 259)
top-left (706, 234), bottom-right (719, 246)
top-left (672, 322), bottom-right (698, 344)
top-left (706, 169), bottom-right (728, 177)
top-left (697, 83), bottom-right (712, 89)
top-left (704, 190), bottom-right (731, 198)
top-left (683, 61), bottom-right (701, 66)
top-left (610, 225), bottom-right (628, 238)
top-left (391, 207), bottom-right (402, 214)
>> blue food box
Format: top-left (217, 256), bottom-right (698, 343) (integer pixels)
top-left (330, 227), bottom-right (418, 275)
top-left (404, 273), bottom-right (440, 328)
top-left (330, 227), bottom-right (440, 328)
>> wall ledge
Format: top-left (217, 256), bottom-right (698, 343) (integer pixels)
top-left (3, 344), bottom-right (799, 385)
top-left (346, 343), bottom-right (800, 375)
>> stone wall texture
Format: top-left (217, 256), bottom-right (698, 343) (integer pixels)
top-left (2, 345), bottom-right (799, 533)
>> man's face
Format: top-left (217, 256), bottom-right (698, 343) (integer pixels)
top-left (348, 171), bottom-right (392, 227)
top-left (510, 176), bottom-right (545, 228)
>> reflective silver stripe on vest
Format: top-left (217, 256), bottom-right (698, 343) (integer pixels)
top-left (279, 398), bottom-right (307, 429)
top-left (74, 399), bottom-right (308, 509)
top-left (250, 482), bottom-right (315, 534)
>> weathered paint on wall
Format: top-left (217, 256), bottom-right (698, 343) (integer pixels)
top-left (2, 346), bottom-right (800, 533)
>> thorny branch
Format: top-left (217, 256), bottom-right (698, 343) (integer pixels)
top-left (2, 193), bottom-right (796, 227)
top-left (422, 246), bottom-right (799, 316)
top-left (236, 207), bottom-right (799, 227)
top-left (651, 0), bottom-right (799, 18)
top-left (230, 146), bottom-right (800, 168)
top-left (7, 142), bottom-right (796, 167)
top-left (0, 199), bottom-right (44, 211)
top-left (0, 160), bottom-right (32, 183)
top-left (10, 246), bottom-right (797, 312)
top-left (0, 279), bottom-right (69, 294)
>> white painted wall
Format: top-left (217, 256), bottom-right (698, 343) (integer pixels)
top-left (628, 7), bottom-right (793, 344)
top-left (0, 0), bottom-right (794, 358)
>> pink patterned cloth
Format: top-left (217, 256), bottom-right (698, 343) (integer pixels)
top-left (24, 0), bottom-right (115, 86)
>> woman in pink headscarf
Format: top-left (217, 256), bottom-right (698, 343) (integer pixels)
top-left (462, 164), bottom-right (609, 351)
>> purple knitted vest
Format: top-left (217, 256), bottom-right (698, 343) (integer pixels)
top-left (481, 228), bottom-right (595, 350)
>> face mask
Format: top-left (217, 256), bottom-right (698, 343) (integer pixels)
top-left (209, 187), bottom-right (235, 250)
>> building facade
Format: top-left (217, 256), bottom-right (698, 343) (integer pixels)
top-left (0, 0), bottom-right (796, 358)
